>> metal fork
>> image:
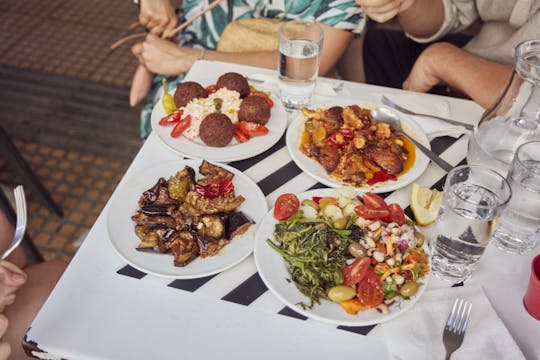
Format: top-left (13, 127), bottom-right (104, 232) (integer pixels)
top-left (382, 95), bottom-right (474, 130)
top-left (2, 185), bottom-right (27, 260)
top-left (443, 298), bottom-right (472, 360)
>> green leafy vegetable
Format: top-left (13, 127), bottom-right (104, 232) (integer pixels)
top-left (267, 211), bottom-right (355, 309)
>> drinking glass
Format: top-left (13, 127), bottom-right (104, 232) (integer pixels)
top-left (430, 165), bottom-right (512, 284)
top-left (278, 21), bottom-right (324, 110)
top-left (492, 141), bottom-right (540, 254)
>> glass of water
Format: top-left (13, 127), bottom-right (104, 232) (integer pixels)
top-left (431, 165), bottom-right (512, 284)
top-left (278, 20), bottom-right (324, 110)
top-left (492, 141), bottom-right (540, 254)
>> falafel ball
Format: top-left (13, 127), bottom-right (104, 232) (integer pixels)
top-left (238, 95), bottom-right (271, 125)
top-left (216, 72), bottom-right (249, 98)
top-left (199, 113), bottom-right (234, 147)
top-left (174, 81), bottom-right (207, 107)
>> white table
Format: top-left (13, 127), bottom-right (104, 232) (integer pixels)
top-left (24, 61), bottom-right (540, 359)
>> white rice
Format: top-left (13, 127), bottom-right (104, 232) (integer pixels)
top-left (182, 88), bottom-right (241, 140)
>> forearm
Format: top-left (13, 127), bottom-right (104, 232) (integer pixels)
top-left (398, 0), bottom-right (445, 38)
top-left (429, 43), bottom-right (513, 108)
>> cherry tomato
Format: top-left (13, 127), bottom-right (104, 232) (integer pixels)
top-left (233, 126), bottom-right (250, 143)
top-left (237, 121), bottom-right (269, 137)
top-left (356, 270), bottom-right (384, 308)
top-left (387, 203), bottom-right (406, 225)
top-left (312, 196), bottom-right (322, 204)
top-left (362, 193), bottom-right (388, 210)
top-left (158, 109), bottom-right (183, 126)
top-left (343, 257), bottom-right (370, 287)
top-left (354, 204), bottom-right (390, 220)
top-left (248, 91), bottom-right (274, 107)
top-left (170, 115), bottom-right (191, 138)
top-left (274, 193), bottom-right (300, 221)
top-left (205, 84), bottom-right (217, 95)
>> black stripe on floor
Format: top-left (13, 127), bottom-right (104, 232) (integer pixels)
top-left (117, 265), bottom-right (146, 279)
top-left (221, 273), bottom-right (268, 306)
top-left (167, 275), bottom-right (217, 292)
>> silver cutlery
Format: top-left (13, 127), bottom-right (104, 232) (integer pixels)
top-left (2, 185), bottom-right (27, 260)
top-left (371, 107), bottom-right (454, 172)
top-left (382, 95), bottom-right (475, 130)
top-left (443, 298), bottom-right (472, 360)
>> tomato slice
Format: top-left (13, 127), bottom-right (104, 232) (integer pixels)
top-left (354, 204), bottom-right (390, 220)
top-left (362, 193), bottom-right (388, 210)
top-left (237, 121), bottom-right (269, 137)
top-left (233, 126), bottom-right (250, 143)
top-left (356, 270), bottom-right (384, 308)
top-left (248, 91), bottom-right (274, 107)
top-left (170, 115), bottom-right (191, 138)
top-left (158, 109), bottom-right (183, 126)
top-left (205, 84), bottom-right (217, 95)
top-left (387, 203), bottom-right (406, 225)
top-left (343, 257), bottom-right (370, 287)
top-left (274, 193), bottom-right (300, 221)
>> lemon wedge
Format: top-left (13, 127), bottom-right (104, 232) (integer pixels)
top-left (410, 183), bottom-right (443, 226)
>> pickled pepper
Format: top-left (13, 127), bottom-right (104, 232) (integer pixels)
top-left (161, 78), bottom-right (177, 115)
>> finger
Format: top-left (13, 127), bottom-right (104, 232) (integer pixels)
top-left (0, 314), bottom-right (8, 337)
top-left (402, 77), bottom-right (411, 90)
top-left (0, 261), bottom-right (26, 286)
top-left (139, 13), bottom-right (150, 27)
top-left (0, 294), bottom-right (15, 311)
top-left (132, 43), bottom-right (143, 56)
top-left (0, 341), bottom-right (10, 360)
top-left (150, 24), bottom-right (165, 36)
top-left (163, 18), bottom-right (178, 39)
top-left (146, 19), bottom-right (160, 32)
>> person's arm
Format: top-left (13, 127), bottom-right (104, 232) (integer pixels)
top-left (133, 25), bottom-right (353, 77)
top-left (402, 42), bottom-right (513, 108)
top-left (397, 0), bottom-right (445, 38)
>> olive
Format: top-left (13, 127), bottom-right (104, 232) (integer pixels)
top-left (333, 217), bottom-right (348, 230)
top-left (414, 228), bottom-right (425, 247)
top-left (301, 199), bottom-right (319, 210)
top-left (348, 242), bottom-right (366, 258)
top-left (328, 286), bottom-right (356, 302)
top-left (399, 282), bottom-right (420, 297)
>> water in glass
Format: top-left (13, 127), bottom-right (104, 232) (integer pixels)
top-left (492, 142), bottom-right (540, 254)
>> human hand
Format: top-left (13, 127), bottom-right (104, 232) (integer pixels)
top-left (402, 42), bottom-right (451, 92)
top-left (0, 314), bottom-right (10, 360)
top-left (0, 261), bottom-right (26, 313)
top-left (132, 34), bottom-right (200, 76)
top-left (139, 0), bottom-right (177, 37)
top-left (355, 0), bottom-right (416, 23)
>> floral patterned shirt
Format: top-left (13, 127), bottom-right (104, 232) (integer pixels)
top-left (140, 0), bottom-right (364, 139)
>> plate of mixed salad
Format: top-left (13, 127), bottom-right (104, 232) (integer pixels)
top-left (253, 188), bottom-right (430, 326)
top-left (151, 71), bottom-right (288, 162)
top-left (286, 100), bottom-right (430, 193)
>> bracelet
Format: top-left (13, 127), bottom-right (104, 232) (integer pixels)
top-left (199, 48), bottom-right (206, 60)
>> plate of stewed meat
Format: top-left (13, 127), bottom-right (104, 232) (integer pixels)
top-left (151, 71), bottom-right (288, 162)
top-left (106, 159), bottom-right (267, 279)
top-left (286, 100), bottom-right (430, 193)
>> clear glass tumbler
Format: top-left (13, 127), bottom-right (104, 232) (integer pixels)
top-left (431, 165), bottom-right (512, 284)
top-left (278, 21), bottom-right (324, 110)
top-left (492, 141), bottom-right (540, 254)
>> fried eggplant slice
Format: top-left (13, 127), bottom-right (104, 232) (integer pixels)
top-left (195, 234), bottom-right (229, 258)
top-left (141, 178), bottom-right (167, 205)
top-left (223, 212), bottom-right (253, 238)
top-left (168, 167), bottom-right (195, 201)
top-left (131, 212), bottom-right (177, 228)
top-left (198, 160), bottom-right (234, 185)
top-left (195, 215), bottom-right (225, 239)
top-left (168, 231), bottom-right (199, 266)
top-left (182, 191), bottom-right (244, 215)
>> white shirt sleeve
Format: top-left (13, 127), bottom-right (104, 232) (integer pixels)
top-left (405, 0), bottom-right (479, 43)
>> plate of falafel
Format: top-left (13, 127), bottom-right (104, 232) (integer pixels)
top-left (151, 71), bottom-right (288, 162)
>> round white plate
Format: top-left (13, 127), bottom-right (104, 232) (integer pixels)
top-left (286, 100), bottom-right (430, 193)
top-left (151, 89), bottom-right (288, 162)
top-left (107, 159), bottom-right (267, 279)
top-left (254, 188), bottom-right (430, 326)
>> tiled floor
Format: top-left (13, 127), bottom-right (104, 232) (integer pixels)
top-left (0, 0), bottom-right (152, 261)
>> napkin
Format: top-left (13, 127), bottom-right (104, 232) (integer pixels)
top-left (248, 73), bottom-right (350, 97)
top-left (368, 285), bottom-right (525, 360)
top-left (384, 93), bottom-right (469, 140)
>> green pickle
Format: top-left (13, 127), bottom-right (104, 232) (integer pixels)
top-left (161, 78), bottom-right (177, 115)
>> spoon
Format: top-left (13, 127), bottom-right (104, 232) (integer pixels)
top-left (371, 107), bottom-right (454, 173)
